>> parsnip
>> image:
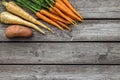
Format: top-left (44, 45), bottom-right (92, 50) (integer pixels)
top-left (0, 12), bottom-right (45, 34)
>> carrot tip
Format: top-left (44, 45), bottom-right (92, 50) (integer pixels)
top-left (74, 24), bottom-right (78, 27)
top-left (68, 28), bottom-right (72, 31)
top-left (73, 22), bottom-right (79, 27)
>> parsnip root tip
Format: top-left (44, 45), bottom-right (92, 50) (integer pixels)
top-left (2, 1), bottom-right (8, 6)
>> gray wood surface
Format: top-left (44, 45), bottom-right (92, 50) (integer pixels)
top-left (0, 0), bottom-right (120, 80)
top-left (0, 65), bottom-right (120, 80)
top-left (0, 43), bottom-right (120, 64)
top-left (74, 0), bottom-right (120, 18)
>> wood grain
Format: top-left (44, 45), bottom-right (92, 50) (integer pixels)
top-left (0, 0), bottom-right (120, 80)
top-left (73, 0), bottom-right (120, 18)
top-left (0, 65), bottom-right (120, 80)
top-left (0, 43), bottom-right (120, 64)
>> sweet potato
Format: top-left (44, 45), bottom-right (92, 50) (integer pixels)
top-left (5, 25), bottom-right (33, 38)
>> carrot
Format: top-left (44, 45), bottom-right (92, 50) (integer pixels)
top-left (36, 12), bottom-right (64, 31)
top-left (2, 1), bottom-right (54, 33)
top-left (55, 0), bottom-right (83, 20)
top-left (55, 0), bottom-right (69, 9)
top-left (0, 12), bottom-right (45, 34)
top-left (45, 0), bottom-right (75, 24)
top-left (40, 9), bottom-right (70, 24)
top-left (49, 7), bottom-right (58, 15)
top-left (53, 2), bottom-right (82, 21)
top-left (55, 20), bottom-right (71, 31)
top-left (52, 6), bottom-right (75, 24)
top-left (40, 9), bottom-right (71, 24)
top-left (62, 0), bottom-right (83, 20)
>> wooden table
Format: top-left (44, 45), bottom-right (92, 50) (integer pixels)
top-left (0, 0), bottom-right (120, 80)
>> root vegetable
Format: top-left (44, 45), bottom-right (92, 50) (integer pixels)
top-left (54, 2), bottom-right (82, 21)
top-left (36, 12), bottom-right (64, 31)
top-left (55, 20), bottom-right (71, 31)
top-left (62, 0), bottom-right (83, 20)
top-left (40, 9), bottom-right (70, 24)
top-left (5, 25), bottom-right (33, 38)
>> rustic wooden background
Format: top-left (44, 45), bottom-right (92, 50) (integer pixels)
top-left (0, 0), bottom-right (120, 80)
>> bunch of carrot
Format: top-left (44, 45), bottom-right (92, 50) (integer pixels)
top-left (15, 0), bottom-right (83, 31)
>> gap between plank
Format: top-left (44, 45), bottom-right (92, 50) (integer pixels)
top-left (84, 18), bottom-right (120, 20)
top-left (0, 41), bottom-right (120, 43)
top-left (0, 64), bottom-right (120, 65)
top-left (37, 18), bottom-right (120, 20)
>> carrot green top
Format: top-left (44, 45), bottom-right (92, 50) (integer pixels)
top-left (15, 0), bottom-right (54, 13)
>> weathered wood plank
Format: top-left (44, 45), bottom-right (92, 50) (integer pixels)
top-left (74, 0), bottom-right (120, 18)
top-left (1, 0), bottom-right (120, 18)
top-left (0, 65), bottom-right (120, 80)
top-left (0, 43), bottom-right (120, 64)
top-left (1, 20), bottom-right (120, 41)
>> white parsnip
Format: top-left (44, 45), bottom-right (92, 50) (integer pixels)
top-left (0, 12), bottom-right (45, 34)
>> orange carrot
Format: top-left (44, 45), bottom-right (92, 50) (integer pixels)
top-left (55, 0), bottom-right (68, 9)
top-left (52, 6), bottom-right (75, 24)
top-left (36, 12), bottom-right (64, 31)
top-left (49, 8), bottom-right (72, 25)
top-left (55, 20), bottom-right (71, 31)
top-left (64, 21), bottom-right (72, 25)
top-left (54, 0), bottom-right (79, 21)
top-left (54, 2), bottom-right (82, 21)
top-left (40, 9), bottom-right (71, 24)
top-left (62, 0), bottom-right (83, 19)
top-left (49, 7), bottom-right (58, 15)
top-left (55, 0), bottom-right (82, 20)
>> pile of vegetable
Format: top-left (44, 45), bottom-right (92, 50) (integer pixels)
top-left (0, 0), bottom-right (83, 38)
